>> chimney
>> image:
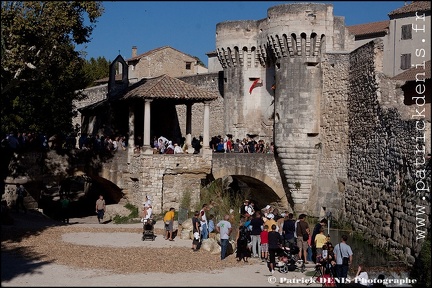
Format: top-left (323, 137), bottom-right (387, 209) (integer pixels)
top-left (132, 46), bottom-right (137, 57)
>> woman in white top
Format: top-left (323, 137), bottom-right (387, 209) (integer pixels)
top-left (354, 264), bottom-right (369, 286)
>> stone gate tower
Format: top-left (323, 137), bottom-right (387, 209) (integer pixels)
top-left (216, 3), bottom-right (353, 211)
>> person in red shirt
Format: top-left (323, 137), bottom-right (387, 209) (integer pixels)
top-left (226, 137), bottom-right (233, 153)
top-left (260, 224), bottom-right (269, 261)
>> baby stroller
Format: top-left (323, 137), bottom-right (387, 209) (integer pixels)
top-left (269, 241), bottom-right (305, 273)
top-left (142, 218), bottom-right (156, 241)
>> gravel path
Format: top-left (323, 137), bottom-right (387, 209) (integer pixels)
top-left (1, 210), bottom-right (320, 287)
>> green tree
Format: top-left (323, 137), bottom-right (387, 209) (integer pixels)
top-left (82, 56), bottom-right (111, 88)
top-left (1, 1), bottom-right (104, 136)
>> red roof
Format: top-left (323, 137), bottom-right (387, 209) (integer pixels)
top-left (122, 74), bottom-right (219, 102)
top-left (389, 1), bottom-right (431, 17)
top-left (392, 60), bottom-right (431, 81)
top-left (347, 20), bottom-right (389, 37)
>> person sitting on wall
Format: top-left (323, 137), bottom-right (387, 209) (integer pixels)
top-left (215, 138), bottom-right (225, 152)
top-left (174, 143), bottom-right (183, 154)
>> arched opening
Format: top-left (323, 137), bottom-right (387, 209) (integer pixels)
top-left (38, 174), bottom-right (124, 220)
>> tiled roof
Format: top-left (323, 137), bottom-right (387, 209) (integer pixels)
top-left (126, 46), bottom-right (197, 62)
top-left (347, 20), bottom-right (389, 37)
top-left (389, 1), bottom-right (430, 16)
top-left (94, 74), bottom-right (122, 84)
top-left (122, 74), bottom-right (219, 101)
top-left (392, 60), bottom-right (431, 81)
top-left (78, 98), bottom-right (109, 112)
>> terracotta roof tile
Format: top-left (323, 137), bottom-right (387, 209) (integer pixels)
top-left (392, 60), bottom-right (431, 81)
top-left (122, 74), bottom-right (219, 101)
top-left (347, 20), bottom-right (389, 37)
top-left (389, 1), bottom-right (430, 16)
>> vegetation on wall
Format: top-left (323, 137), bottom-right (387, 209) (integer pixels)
top-left (410, 236), bottom-right (431, 287)
top-left (112, 203), bottom-right (139, 224)
top-left (180, 189), bottom-right (192, 211)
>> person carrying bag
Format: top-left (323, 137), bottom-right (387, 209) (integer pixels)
top-left (333, 235), bottom-right (353, 282)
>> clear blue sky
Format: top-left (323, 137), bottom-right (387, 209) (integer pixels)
top-left (77, 1), bottom-right (406, 65)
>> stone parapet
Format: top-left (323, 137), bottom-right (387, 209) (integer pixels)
top-left (127, 153), bottom-right (212, 214)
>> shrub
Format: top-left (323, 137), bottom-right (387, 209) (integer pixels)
top-left (411, 236), bottom-right (431, 287)
top-left (197, 178), bottom-right (244, 235)
top-left (112, 203), bottom-right (139, 224)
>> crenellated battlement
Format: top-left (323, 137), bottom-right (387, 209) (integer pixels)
top-left (215, 2), bottom-right (354, 211)
top-left (217, 31), bottom-right (326, 70)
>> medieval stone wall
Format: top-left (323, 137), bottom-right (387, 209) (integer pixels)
top-left (308, 52), bottom-right (351, 216)
top-left (72, 85), bottom-right (108, 137)
top-left (344, 39), bottom-right (430, 264)
top-left (127, 153), bottom-right (212, 214)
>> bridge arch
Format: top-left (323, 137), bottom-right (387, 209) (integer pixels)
top-left (211, 154), bottom-right (289, 210)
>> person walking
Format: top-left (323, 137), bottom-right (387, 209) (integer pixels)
top-left (216, 214), bottom-right (232, 260)
top-left (163, 207), bottom-right (175, 241)
top-left (267, 224), bottom-right (282, 274)
top-left (95, 195), bottom-right (106, 224)
top-left (60, 194), bottom-right (70, 223)
top-left (333, 234), bottom-right (353, 283)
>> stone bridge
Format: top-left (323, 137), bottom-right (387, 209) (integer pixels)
top-left (98, 150), bottom-right (293, 213)
top-left (211, 153), bottom-right (290, 210)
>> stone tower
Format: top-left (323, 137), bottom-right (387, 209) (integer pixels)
top-left (216, 3), bottom-right (353, 211)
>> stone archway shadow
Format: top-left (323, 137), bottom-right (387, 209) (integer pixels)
top-left (212, 166), bottom-right (289, 210)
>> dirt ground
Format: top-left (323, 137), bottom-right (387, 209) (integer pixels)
top-left (1, 209), bottom-right (321, 287)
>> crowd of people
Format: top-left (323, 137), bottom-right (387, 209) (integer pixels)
top-left (151, 134), bottom-right (276, 155)
top-left (0, 131), bottom-right (129, 154)
top-left (2, 131), bottom-right (276, 156)
top-left (1, 132), bottom-right (50, 152)
top-left (190, 199), bottom-right (387, 287)
top-left (152, 136), bottom-right (190, 154)
top-left (210, 135), bottom-right (274, 154)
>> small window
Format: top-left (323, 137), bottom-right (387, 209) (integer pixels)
top-left (185, 62), bottom-right (192, 70)
top-left (400, 53), bottom-right (411, 70)
top-left (401, 24), bottom-right (412, 40)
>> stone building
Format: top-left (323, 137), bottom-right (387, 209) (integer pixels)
top-left (347, 1), bottom-right (431, 77)
top-left (69, 1), bottom-right (431, 264)
top-left (126, 46), bottom-right (208, 83)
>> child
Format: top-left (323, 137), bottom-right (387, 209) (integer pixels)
top-left (260, 224), bottom-right (269, 261)
top-left (322, 244), bottom-right (328, 260)
top-left (314, 227), bottom-right (327, 263)
top-left (208, 214), bottom-right (216, 239)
